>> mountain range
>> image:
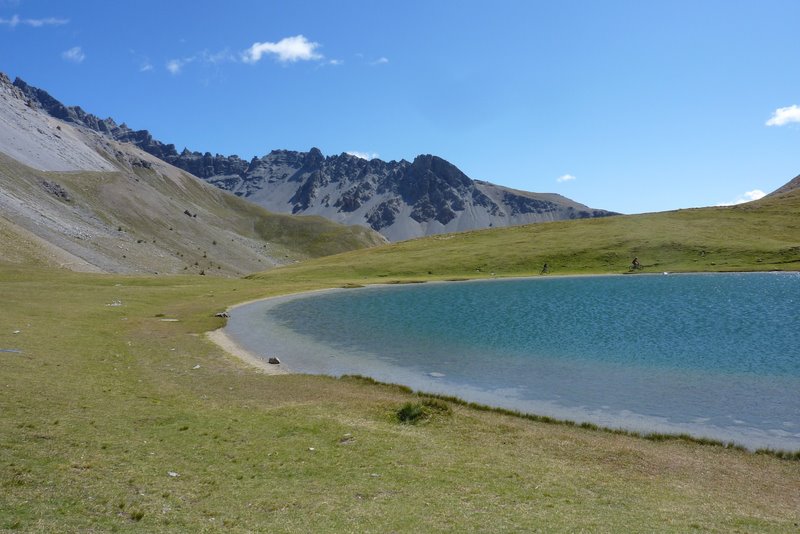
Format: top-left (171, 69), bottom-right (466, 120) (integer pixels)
top-left (12, 76), bottom-right (618, 241)
top-left (0, 72), bottom-right (384, 275)
top-left (3, 71), bottom-right (797, 278)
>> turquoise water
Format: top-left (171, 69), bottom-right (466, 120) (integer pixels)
top-left (226, 273), bottom-right (800, 450)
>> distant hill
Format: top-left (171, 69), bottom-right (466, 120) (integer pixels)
top-left (0, 73), bottom-right (385, 275)
top-left (12, 76), bottom-right (618, 242)
top-left (249, 182), bottom-right (800, 282)
top-left (768, 173), bottom-right (800, 197)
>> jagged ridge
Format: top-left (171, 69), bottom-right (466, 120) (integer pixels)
top-left (14, 76), bottom-right (619, 241)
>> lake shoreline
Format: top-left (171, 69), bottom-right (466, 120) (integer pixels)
top-left (209, 271), bottom-right (800, 452)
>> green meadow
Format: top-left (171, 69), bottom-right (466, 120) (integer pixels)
top-left (2, 192), bottom-right (800, 531)
top-left (251, 190), bottom-right (800, 285)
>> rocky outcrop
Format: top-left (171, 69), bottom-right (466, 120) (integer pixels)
top-left (14, 75), bottom-right (618, 241)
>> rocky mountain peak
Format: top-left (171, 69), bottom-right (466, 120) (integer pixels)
top-left (410, 154), bottom-right (472, 188)
top-left (301, 147), bottom-right (325, 169)
top-left (8, 73), bottom-right (618, 241)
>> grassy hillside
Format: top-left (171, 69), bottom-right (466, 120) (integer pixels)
top-left (249, 188), bottom-right (800, 284)
top-left (1, 264), bottom-right (798, 532)
top-left (0, 151), bottom-right (385, 276)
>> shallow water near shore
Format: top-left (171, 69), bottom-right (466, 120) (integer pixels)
top-left (226, 273), bottom-right (800, 450)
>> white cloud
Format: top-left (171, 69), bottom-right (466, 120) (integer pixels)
top-left (166, 58), bottom-right (191, 75)
top-left (717, 189), bottom-right (766, 206)
top-left (766, 105), bottom-right (800, 126)
top-left (0, 14), bottom-right (68, 27)
top-left (61, 46), bottom-right (85, 63)
top-left (347, 151), bottom-right (380, 160)
top-left (166, 59), bottom-right (182, 74)
top-left (242, 35), bottom-right (322, 64)
top-left (557, 174), bottom-right (576, 183)
top-left (139, 62), bottom-right (153, 72)
top-left (328, 59), bottom-right (343, 66)
top-left (371, 56), bottom-right (389, 65)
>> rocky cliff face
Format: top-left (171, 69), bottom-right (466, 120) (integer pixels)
top-left (14, 76), bottom-right (618, 241)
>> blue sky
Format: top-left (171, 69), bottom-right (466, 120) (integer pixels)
top-left (1, 0), bottom-right (799, 214)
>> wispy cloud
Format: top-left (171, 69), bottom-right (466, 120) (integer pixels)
top-left (129, 50), bottom-right (154, 73)
top-left (347, 151), bottom-right (380, 160)
top-left (61, 46), bottom-right (85, 63)
top-left (242, 35), bottom-right (322, 64)
top-left (0, 14), bottom-right (68, 27)
top-left (766, 105), bottom-right (800, 127)
top-left (370, 56), bottom-right (389, 66)
top-left (166, 58), bottom-right (189, 75)
top-left (717, 189), bottom-right (766, 206)
top-left (557, 174), bottom-right (576, 183)
top-left (201, 48), bottom-right (235, 65)
top-left (165, 49), bottom-right (235, 75)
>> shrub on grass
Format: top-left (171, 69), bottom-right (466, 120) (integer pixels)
top-left (396, 399), bottom-right (452, 424)
top-left (397, 402), bottom-right (427, 424)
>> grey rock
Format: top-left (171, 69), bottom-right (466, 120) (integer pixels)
top-left (41, 180), bottom-right (71, 201)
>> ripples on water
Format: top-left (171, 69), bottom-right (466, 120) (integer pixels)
top-left (228, 273), bottom-right (800, 450)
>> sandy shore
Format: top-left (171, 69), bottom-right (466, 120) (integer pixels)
top-left (206, 327), bottom-right (290, 375)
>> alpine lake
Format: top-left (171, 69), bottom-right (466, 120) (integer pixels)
top-left (226, 272), bottom-right (800, 451)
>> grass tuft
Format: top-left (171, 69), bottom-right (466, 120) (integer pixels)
top-left (396, 399), bottom-right (451, 424)
top-left (129, 510), bottom-right (145, 522)
top-left (419, 398), bottom-right (452, 415)
top-left (396, 402), bottom-right (428, 424)
top-left (756, 448), bottom-right (800, 461)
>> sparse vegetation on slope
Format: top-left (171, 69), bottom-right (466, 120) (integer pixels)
top-left (0, 152), bottom-right (384, 275)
